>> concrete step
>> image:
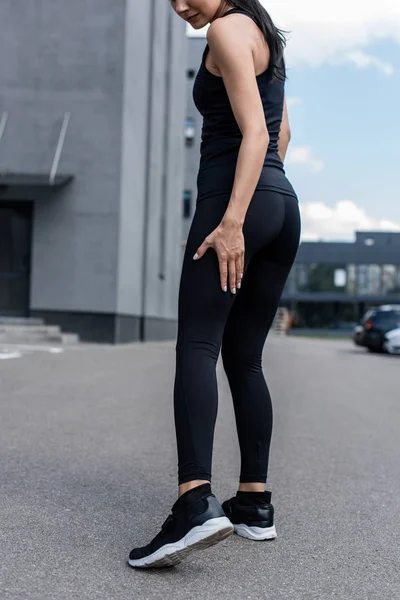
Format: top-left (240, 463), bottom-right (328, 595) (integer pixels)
top-left (0, 324), bottom-right (80, 345)
top-left (0, 325), bottom-right (62, 335)
top-left (0, 317), bottom-right (45, 326)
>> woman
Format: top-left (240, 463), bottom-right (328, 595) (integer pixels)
top-left (128, 0), bottom-right (300, 568)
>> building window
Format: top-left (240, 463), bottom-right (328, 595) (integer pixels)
top-left (346, 264), bottom-right (357, 294)
top-left (296, 263), bottom-right (348, 293)
top-left (187, 69), bottom-right (196, 79)
top-left (357, 264), bottom-right (381, 295)
top-left (334, 268), bottom-right (346, 287)
top-left (382, 264), bottom-right (400, 295)
top-left (185, 117), bottom-right (196, 146)
top-left (183, 190), bottom-right (192, 219)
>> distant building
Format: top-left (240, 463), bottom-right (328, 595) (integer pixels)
top-left (282, 232), bottom-right (400, 328)
top-left (0, 2), bottom-right (187, 342)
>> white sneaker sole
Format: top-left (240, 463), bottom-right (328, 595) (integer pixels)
top-left (233, 523), bottom-right (277, 541)
top-left (128, 516), bottom-right (233, 568)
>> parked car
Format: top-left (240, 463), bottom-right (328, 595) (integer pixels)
top-left (352, 324), bottom-right (364, 346)
top-left (353, 305), bottom-right (400, 352)
top-left (383, 327), bottom-right (400, 355)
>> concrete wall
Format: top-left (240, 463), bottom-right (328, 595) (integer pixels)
top-left (0, 0), bottom-right (125, 314)
top-left (116, 0), bottom-right (187, 340)
top-left (0, 0), bottom-right (187, 341)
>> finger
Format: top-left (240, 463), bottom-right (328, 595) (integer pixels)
top-left (236, 255), bottom-right (242, 288)
top-left (193, 239), bottom-right (210, 260)
top-left (229, 259), bottom-right (237, 294)
top-left (218, 255), bottom-right (228, 292)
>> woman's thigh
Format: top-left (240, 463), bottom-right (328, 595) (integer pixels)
top-left (177, 195), bottom-right (236, 346)
top-left (222, 194), bottom-right (301, 357)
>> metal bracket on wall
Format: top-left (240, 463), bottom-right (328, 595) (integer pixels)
top-left (0, 112), bottom-right (9, 148)
top-left (49, 113), bottom-right (70, 185)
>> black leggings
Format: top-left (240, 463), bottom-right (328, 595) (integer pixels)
top-left (174, 190), bottom-right (301, 485)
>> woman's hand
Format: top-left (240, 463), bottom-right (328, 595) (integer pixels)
top-left (193, 216), bottom-right (244, 294)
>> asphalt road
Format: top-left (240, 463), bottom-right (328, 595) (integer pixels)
top-left (1, 336), bottom-right (399, 600)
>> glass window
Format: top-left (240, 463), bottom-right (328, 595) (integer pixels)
top-left (382, 265), bottom-right (400, 295)
top-left (373, 309), bottom-right (400, 329)
top-left (334, 268), bottom-right (346, 287)
top-left (357, 264), bottom-right (381, 295)
top-left (285, 263), bottom-right (400, 296)
top-left (346, 263), bottom-right (357, 294)
top-left (185, 117), bottom-right (196, 147)
top-left (183, 190), bottom-right (192, 219)
top-left (296, 263), bottom-right (347, 293)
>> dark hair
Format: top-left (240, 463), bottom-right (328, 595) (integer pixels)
top-left (225, 0), bottom-right (287, 81)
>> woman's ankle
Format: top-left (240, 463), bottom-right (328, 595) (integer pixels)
top-left (238, 482), bottom-right (266, 493)
top-left (178, 479), bottom-right (211, 497)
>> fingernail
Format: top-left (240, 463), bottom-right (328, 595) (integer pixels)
top-left (223, 286), bottom-right (227, 292)
top-left (238, 282), bottom-right (241, 289)
top-left (193, 253), bottom-right (198, 260)
top-left (241, 272), bottom-right (243, 279)
top-left (232, 288), bottom-right (236, 294)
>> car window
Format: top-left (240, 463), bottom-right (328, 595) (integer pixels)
top-left (374, 310), bottom-right (400, 327)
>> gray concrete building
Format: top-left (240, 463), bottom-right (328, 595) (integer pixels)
top-left (0, 0), bottom-right (187, 343)
top-left (282, 231), bottom-right (400, 327)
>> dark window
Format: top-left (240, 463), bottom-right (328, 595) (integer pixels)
top-left (183, 190), bottom-right (192, 219)
top-left (185, 117), bottom-right (195, 147)
top-left (187, 69), bottom-right (196, 79)
top-left (373, 310), bottom-right (400, 328)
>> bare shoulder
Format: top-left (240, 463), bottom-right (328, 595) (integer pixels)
top-left (207, 13), bottom-right (255, 49)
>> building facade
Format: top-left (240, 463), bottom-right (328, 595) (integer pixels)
top-left (0, 0), bottom-right (187, 343)
top-left (282, 231), bottom-right (400, 328)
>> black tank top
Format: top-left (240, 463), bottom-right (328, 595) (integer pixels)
top-left (193, 8), bottom-right (297, 201)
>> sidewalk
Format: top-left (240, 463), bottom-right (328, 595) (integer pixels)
top-left (1, 336), bottom-right (399, 599)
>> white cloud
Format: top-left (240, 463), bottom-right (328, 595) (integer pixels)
top-left (299, 199), bottom-right (400, 241)
top-left (346, 50), bottom-right (394, 75)
top-left (287, 146), bottom-right (324, 173)
top-left (188, 1), bottom-right (400, 70)
top-left (265, 0), bottom-right (400, 69)
top-left (286, 96), bottom-right (303, 108)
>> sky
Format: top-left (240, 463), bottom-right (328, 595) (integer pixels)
top-left (187, 0), bottom-right (400, 241)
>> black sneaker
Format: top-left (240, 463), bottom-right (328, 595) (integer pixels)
top-left (222, 490), bottom-right (277, 541)
top-left (128, 484), bottom-right (233, 568)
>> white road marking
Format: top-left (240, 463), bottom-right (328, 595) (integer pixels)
top-left (0, 344), bottom-right (64, 361)
top-left (0, 352), bottom-right (22, 360)
top-left (0, 344), bottom-right (63, 354)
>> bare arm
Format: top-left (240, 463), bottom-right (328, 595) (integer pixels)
top-left (277, 95), bottom-right (291, 163)
top-left (207, 16), bottom-right (270, 226)
top-left (193, 16), bottom-right (270, 294)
